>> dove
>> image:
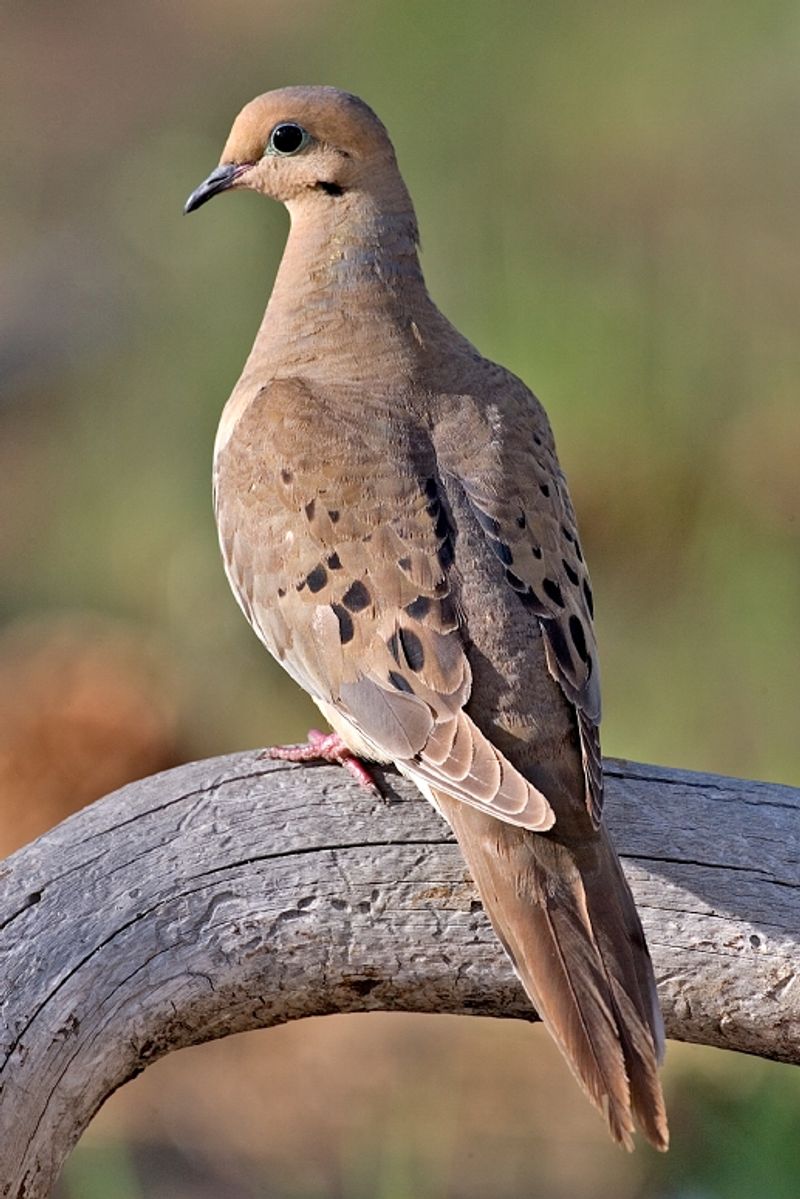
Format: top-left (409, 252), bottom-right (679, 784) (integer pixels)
top-left (185, 86), bottom-right (668, 1151)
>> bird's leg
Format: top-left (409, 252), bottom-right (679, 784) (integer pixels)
top-left (265, 728), bottom-right (378, 790)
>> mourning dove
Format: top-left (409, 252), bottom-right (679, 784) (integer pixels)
top-left (185, 86), bottom-right (668, 1151)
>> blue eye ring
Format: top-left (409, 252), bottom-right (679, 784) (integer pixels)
top-left (267, 123), bottom-right (310, 156)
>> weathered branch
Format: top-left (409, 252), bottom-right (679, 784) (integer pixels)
top-left (1, 753), bottom-right (798, 1196)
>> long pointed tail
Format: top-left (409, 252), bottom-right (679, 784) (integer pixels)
top-left (435, 791), bottom-right (668, 1151)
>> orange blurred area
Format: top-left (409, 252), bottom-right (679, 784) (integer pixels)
top-left (0, 614), bottom-right (181, 857)
top-left (3, 1), bottom-right (799, 1196)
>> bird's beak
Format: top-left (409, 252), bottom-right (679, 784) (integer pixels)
top-left (184, 163), bottom-right (250, 214)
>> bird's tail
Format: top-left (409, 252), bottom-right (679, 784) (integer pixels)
top-left (434, 791), bottom-right (668, 1151)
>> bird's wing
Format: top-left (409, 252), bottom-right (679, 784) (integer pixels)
top-left (434, 385), bottom-right (604, 824)
top-left (214, 377), bottom-right (554, 831)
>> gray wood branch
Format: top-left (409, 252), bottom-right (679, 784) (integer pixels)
top-left (1, 753), bottom-right (798, 1196)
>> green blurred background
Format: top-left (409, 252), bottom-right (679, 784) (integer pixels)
top-left (3, 1), bottom-right (799, 1196)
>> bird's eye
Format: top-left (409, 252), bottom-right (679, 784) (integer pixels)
top-left (267, 123), bottom-right (310, 156)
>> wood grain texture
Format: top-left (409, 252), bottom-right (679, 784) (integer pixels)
top-left (0, 753), bottom-right (798, 1196)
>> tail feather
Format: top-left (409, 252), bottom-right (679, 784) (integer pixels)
top-left (587, 844), bottom-right (668, 1148)
top-left (435, 790), bottom-right (668, 1151)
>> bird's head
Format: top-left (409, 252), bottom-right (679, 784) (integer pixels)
top-left (184, 86), bottom-right (405, 215)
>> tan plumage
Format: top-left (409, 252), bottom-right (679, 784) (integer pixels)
top-left (187, 85), bottom-right (668, 1150)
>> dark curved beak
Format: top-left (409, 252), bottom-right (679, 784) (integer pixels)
top-left (184, 163), bottom-right (247, 214)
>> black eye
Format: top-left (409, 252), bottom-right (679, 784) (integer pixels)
top-left (268, 123), bottom-right (309, 156)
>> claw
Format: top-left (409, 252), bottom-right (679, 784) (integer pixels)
top-left (265, 729), bottom-right (378, 790)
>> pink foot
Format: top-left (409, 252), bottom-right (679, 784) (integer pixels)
top-left (265, 728), bottom-right (377, 790)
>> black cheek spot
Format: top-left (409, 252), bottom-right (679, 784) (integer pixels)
top-left (399, 627), bottom-right (425, 672)
top-left (326, 552), bottom-right (342, 570)
top-left (404, 595), bottom-right (431, 620)
top-left (539, 483), bottom-right (550, 498)
top-left (388, 670), bottom-right (414, 694)
top-left (304, 498), bottom-right (316, 520)
top-left (342, 580), bottom-right (370, 612)
top-left (542, 578), bottom-right (565, 607)
top-left (582, 579), bottom-right (595, 617)
top-left (331, 603), bottom-right (354, 644)
top-left (569, 614), bottom-right (589, 662)
top-left (562, 559), bottom-right (580, 586)
top-left (306, 565), bottom-right (328, 594)
top-left (317, 180), bottom-right (344, 196)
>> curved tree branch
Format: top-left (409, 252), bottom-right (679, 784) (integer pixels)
top-left (1, 753), bottom-right (798, 1196)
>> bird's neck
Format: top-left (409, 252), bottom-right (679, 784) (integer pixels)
top-left (242, 189), bottom-right (447, 384)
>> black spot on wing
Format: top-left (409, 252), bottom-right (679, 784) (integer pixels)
top-left (542, 577), bottom-right (565, 608)
top-left (582, 578), bottom-right (595, 617)
top-left (342, 580), bottom-right (370, 612)
top-left (505, 568), bottom-right (527, 593)
top-left (438, 538), bottom-right (455, 570)
top-left (388, 670), bottom-right (414, 693)
top-left (520, 587), bottom-right (546, 614)
top-left (544, 618), bottom-right (574, 676)
top-left (331, 603), bottom-right (354, 644)
top-left (562, 559), bottom-right (580, 586)
top-left (569, 614), bottom-right (589, 662)
top-left (404, 596), bottom-right (431, 620)
top-left (469, 501), bottom-right (515, 567)
top-left (398, 627), bottom-right (425, 672)
top-left (423, 478), bottom-right (456, 570)
top-left (306, 565), bottom-right (328, 594)
top-left (474, 507), bottom-right (501, 537)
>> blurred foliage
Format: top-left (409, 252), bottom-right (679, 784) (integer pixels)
top-left (3, 0), bottom-right (799, 1196)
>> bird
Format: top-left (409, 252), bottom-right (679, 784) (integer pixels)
top-left (185, 85), bottom-right (668, 1151)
